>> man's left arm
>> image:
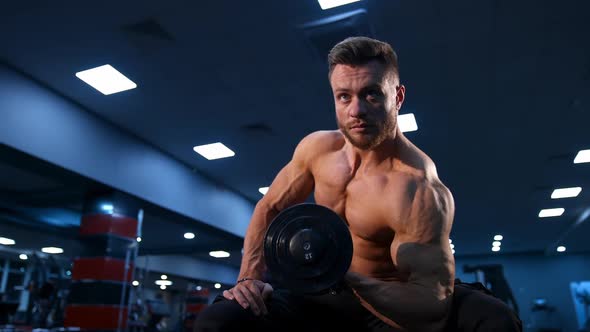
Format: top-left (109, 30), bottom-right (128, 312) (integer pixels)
top-left (346, 180), bottom-right (456, 331)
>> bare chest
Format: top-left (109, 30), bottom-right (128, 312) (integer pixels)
top-left (313, 160), bottom-right (415, 243)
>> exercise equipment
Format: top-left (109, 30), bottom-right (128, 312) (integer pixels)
top-left (264, 203), bottom-right (352, 294)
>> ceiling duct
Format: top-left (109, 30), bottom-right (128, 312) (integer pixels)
top-left (299, 9), bottom-right (375, 64)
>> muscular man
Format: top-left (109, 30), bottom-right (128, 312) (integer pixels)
top-left (195, 37), bottom-right (522, 331)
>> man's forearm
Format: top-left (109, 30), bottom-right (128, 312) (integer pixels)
top-left (238, 201), bottom-right (279, 281)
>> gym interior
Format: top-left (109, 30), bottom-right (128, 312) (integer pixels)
top-left (1, 0), bottom-right (589, 331)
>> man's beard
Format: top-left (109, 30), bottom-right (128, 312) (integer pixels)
top-left (339, 116), bottom-right (396, 150)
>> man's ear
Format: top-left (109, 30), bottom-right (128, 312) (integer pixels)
top-left (396, 85), bottom-right (406, 110)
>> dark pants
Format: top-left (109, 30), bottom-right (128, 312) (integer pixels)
top-left (194, 280), bottom-right (522, 332)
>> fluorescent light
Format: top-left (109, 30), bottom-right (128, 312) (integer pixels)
top-left (556, 246), bottom-right (566, 252)
top-left (259, 187), bottom-right (269, 195)
top-left (155, 280), bottom-right (172, 286)
top-left (41, 247), bottom-right (63, 254)
top-left (132, 280), bottom-right (139, 286)
top-left (574, 149), bottom-right (590, 164)
top-left (538, 208), bottom-right (565, 218)
top-left (492, 246), bottom-right (501, 252)
top-left (492, 241), bottom-right (502, 247)
top-left (184, 232), bottom-right (195, 239)
top-left (193, 143), bottom-right (235, 160)
top-left (399, 113), bottom-right (418, 133)
top-left (493, 235), bottom-right (503, 241)
top-left (76, 64), bottom-right (137, 95)
top-left (0, 237), bottom-right (15, 245)
top-left (551, 187), bottom-right (582, 199)
top-left (136, 237), bottom-right (142, 242)
top-left (214, 283), bottom-right (221, 289)
top-left (19, 254), bottom-right (28, 260)
top-left (318, 0), bottom-right (361, 10)
top-left (161, 275), bottom-right (167, 280)
top-left (209, 250), bottom-right (230, 258)
top-left (101, 204), bottom-right (114, 213)
top-left (160, 285), bottom-right (166, 290)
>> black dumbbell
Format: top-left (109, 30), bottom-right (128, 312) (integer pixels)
top-left (263, 203), bottom-right (353, 294)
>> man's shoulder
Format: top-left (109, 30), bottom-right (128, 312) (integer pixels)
top-left (297, 130), bottom-right (344, 155)
top-left (398, 137), bottom-right (451, 197)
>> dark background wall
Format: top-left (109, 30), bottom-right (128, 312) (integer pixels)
top-left (456, 253), bottom-right (590, 332)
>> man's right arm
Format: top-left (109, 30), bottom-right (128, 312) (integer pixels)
top-left (223, 132), bottom-right (319, 314)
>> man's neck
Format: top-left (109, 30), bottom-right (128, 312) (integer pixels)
top-left (346, 126), bottom-right (405, 173)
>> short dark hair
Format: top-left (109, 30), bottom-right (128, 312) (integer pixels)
top-left (328, 36), bottom-right (400, 82)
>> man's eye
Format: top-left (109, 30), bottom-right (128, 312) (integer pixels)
top-left (367, 90), bottom-right (382, 99)
top-left (339, 94), bottom-right (351, 102)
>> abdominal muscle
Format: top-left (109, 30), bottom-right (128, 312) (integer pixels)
top-left (349, 233), bottom-right (408, 282)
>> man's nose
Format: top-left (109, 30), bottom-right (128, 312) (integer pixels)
top-left (348, 97), bottom-right (368, 118)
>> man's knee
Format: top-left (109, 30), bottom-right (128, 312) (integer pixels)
top-left (193, 297), bottom-right (261, 332)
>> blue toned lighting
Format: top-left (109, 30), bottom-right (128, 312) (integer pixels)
top-left (318, 0), bottom-right (361, 10)
top-left (184, 232), bottom-right (195, 239)
top-left (193, 143), bottom-right (235, 160)
top-left (492, 246), bottom-right (501, 252)
top-left (556, 246), bottom-right (566, 252)
top-left (76, 64), bottom-right (137, 95)
top-left (101, 204), bottom-right (114, 213)
top-left (494, 235), bottom-right (503, 241)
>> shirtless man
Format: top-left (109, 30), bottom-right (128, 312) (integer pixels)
top-left (194, 37), bottom-right (522, 332)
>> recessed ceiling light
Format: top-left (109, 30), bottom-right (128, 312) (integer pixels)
top-left (492, 241), bottom-right (502, 247)
top-left (551, 187), bottom-right (582, 199)
top-left (450, 244), bottom-right (455, 249)
top-left (451, 249), bottom-right (455, 254)
top-left (160, 285), bottom-right (166, 290)
top-left (0, 237), bottom-right (15, 246)
top-left (492, 246), bottom-right (501, 252)
top-left (136, 237), bottom-right (142, 242)
top-left (538, 208), bottom-right (565, 218)
top-left (209, 250), bottom-right (230, 258)
top-left (214, 283), bottom-right (221, 289)
top-left (196, 286), bottom-right (202, 291)
top-left (574, 149), bottom-right (590, 164)
top-left (556, 246), bottom-right (566, 252)
top-left (318, 0), bottom-right (361, 10)
top-left (493, 235), bottom-right (503, 241)
top-left (259, 187), bottom-right (269, 195)
top-left (155, 280), bottom-right (172, 286)
top-left (41, 247), bottom-right (63, 254)
top-left (132, 280), bottom-right (139, 286)
top-left (449, 239), bottom-right (452, 243)
top-left (19, 254), bottom-right (28, 260)
top-left (398, 113), bottom-right (418, 133)
top-left (184, 232), bottom-right (195, 239)
top-left (75, 64), bottom-right (137, 95)
top-left (193, 143), bottom-right (235, 160)
top-left (161, 275), bottom-right (167, 280)
top-left (101, 204), bottom-right (114, 213)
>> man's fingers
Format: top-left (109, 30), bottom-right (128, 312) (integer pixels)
top-left (233, 286), bottom-right (261, 315)
top-left (246, 283), bottom-right (268, 315)
top-left (222, 289), bottom-right (234, 300)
